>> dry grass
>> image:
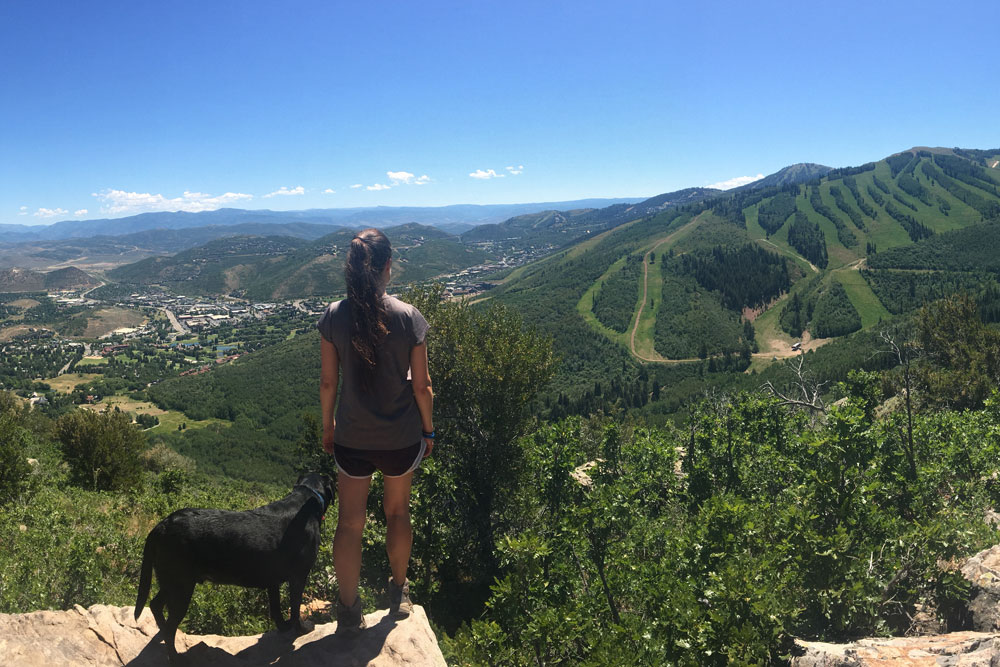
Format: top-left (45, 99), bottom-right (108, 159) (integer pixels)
top-left (83, 308), bottom-right (147, 338)
top-left (9, 298), bottom-right (40, 309)
top-left (79, 394), bottom-right (230, 433)
top-left (0, 325), bottom-right (33, 342)
top-left (45, 372), bottom-right (104, 392)
top-left (81, 395), bottom-right (169, 416)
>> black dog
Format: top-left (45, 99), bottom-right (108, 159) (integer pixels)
top-left (134, 472), bottom-right (334, 659)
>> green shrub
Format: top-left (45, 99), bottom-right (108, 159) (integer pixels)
top-left (141, 442), bottom-right (195, 474)
top-left (55, 408), bottom-right (145, 492)
top-left (0, 414), bottom-right (32, 506)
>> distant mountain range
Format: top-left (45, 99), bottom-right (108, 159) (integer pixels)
top-left (0, 199), bottom-right (642, 243)
top-left (462, 188), bottom-right (722, 246)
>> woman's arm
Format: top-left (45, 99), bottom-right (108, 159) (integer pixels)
top-left (409, 342), bottom-right (434, 457)
top-left (320, 337), bottom-right (340, 454)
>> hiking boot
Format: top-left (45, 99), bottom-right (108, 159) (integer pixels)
top-left (388, 577), bottom-right (413, 618)
top-left (336, 596), bottom-right (365, 637)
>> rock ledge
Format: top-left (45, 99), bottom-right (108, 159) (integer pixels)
top-left (0, 603), bottom-right (446, 666)
top-left (793, 632), bottom-right (1000, 665)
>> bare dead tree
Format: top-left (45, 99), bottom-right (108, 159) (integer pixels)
top-left (880, 328), bottom-right (918, 483)
top-left (760, 354), bottom-right (828, 413)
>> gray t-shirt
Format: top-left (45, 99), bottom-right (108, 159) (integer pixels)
top-left (316, 294), bottom-right (429, 451)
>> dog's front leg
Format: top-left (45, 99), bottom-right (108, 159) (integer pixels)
top-left (287, 574), bottom-right (314, 634)
top-left (267, 584), bottom-right (292, 632)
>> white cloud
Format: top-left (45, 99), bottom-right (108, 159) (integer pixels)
top-left (92, 189), bottom-right (253, 215)
top-left (385, 171), bottom-right (431, 186)
top-left (705, 173), bottom-right (764, 190)
top-left (470, 168), bottom-right (503, 180)
top-left (263, 185), bottom-right (305, 198)
top-left (323, 188), bottom-right (336, 194)
top-left (355, 171), bottom-right (432, 192)
top-left (505, 165), bottom-right (524, 175)
top-left (387, 170), bottom-right (415, 184)
top-left (18, 206), bottom-right (28, 216)
top-left (74, 209), bottom-right (88, 216)
top-left (33, 207), bottom-right (68, 218)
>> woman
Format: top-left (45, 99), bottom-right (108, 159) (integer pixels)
top-left (316, 228), bottom-right (434, 636)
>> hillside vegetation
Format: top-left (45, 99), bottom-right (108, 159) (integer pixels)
top-left (108, 225), bottom-right (489, 300)
top-left (8, 290), bottom-right (1000, 665)
top-left (484, 147), bottom-right (1000, 410)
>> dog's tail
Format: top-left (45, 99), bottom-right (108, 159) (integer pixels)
top-left (134, 530), bottom-right (155, 619)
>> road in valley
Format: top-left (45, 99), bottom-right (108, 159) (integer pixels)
top-left (162, 308), bottom-right (186, 334)
top-left (57, 343), bottom-right (92, 375)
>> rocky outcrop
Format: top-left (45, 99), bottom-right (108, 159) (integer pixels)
top-left (0, 603), bottom-right (446, 666)
top-left (793, 544), bottom-right (1000, 666)
top-left (961, 544), bottom-right (1000, 632)
top-left (794, 632), bottom-right (1000, 665)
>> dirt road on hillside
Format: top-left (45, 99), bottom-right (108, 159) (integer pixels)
top-left (628, 219), bottom-right (833, 364)
top-left (629, 222), bottom-right (698, 362)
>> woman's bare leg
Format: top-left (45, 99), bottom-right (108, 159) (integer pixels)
top-left (383, 471), bottom-right (413, 585)
top-left (333, 473), bottom-right (372, 605)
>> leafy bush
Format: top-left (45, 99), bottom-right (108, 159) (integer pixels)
top-left (444, 388), bottom-right (1000, 664)
top-left (403, 285), bottom-right (558, 622)
top-left (55, 408), bottom-right (146, 491)
top-left (915, 293), bottom-right (1000, 410)
top-left (0, 413), bottom-right (32, 506)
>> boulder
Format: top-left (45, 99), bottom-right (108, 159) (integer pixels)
top-left (961, 544), bottom-right (1000, 632)
top-left (793, 632), bottom-right (1000, 666)
top-left (0, 603), bottom-right (446, 666)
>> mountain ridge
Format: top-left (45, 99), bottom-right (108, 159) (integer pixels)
top-left (0, 199), bottom-right (643, 242)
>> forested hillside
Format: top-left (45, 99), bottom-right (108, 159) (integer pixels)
top-left (108, 224), bottom-right (490, 299)
top-left (484, 147), bottom-right (1000, 413)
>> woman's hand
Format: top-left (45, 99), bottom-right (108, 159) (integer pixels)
top-left (422, 436), bottom-right (434, 458)
top-left (322, 422), bottom-right (335, 454)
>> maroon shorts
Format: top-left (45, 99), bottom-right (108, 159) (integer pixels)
top-left (333, 441), bottom-right (425, 478)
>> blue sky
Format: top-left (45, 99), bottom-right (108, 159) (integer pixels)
top-left (2, 0), bottom-right (998, 226)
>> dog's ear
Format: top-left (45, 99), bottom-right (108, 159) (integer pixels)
top-left (323, 475), bottom-right (335, 504)
top-left (295, 472), bottom-right (307, 487)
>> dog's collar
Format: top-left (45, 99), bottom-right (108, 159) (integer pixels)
top-left (297, 485), bottom-right (328, 516)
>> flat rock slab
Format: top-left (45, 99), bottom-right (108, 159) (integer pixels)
top-left (793, 632), bottom-right (1000, 666)
top-left (0, 604), bottom-right (446, 666)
